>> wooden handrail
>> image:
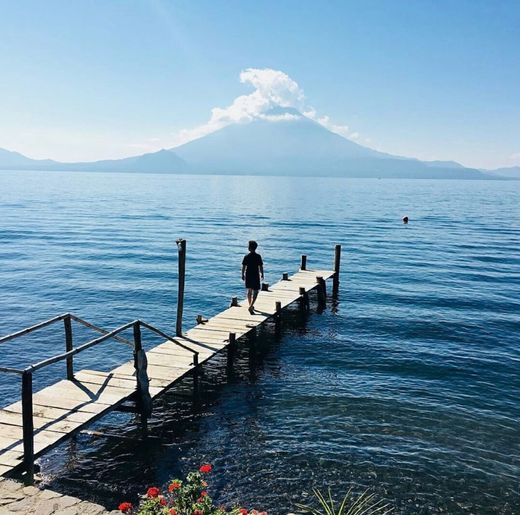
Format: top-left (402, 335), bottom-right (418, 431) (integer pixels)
top-left (0, 366), bottom-right (25, 375)
top-left (0, 313), bottom-right (68, 345)
top-left (139, 320), bottom-right (199, 358)
top-left (69, 314), bottom-right (134, 347)
top-left (26, 321), bottom-right (136, 373)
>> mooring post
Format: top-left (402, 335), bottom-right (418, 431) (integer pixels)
top-left (300, 255), bottom-right (307, 271)
top-left (64, 314), bottom-right (74, 380)
top-left (230, 296), bottom-right (238, 307)
top-left (261, 283), bottom-right (269, 291)
top-left (299, 286), bottom-right (308, 310)
top-left (317, 276), bottom-right (326, 306)
top-left (282, 272), bottom-right (289, 281)
top-left (176, 239), bottom-right (186, 337)
top-left (333, 244), bottom-right (341, 297)
top-left (227, 332), bottom-right (236, 367)
top-left (21, 370), bottom-right (34, 483)
top-left (192, 347), bottom-right (201, 392)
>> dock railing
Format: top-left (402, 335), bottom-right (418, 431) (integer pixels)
top-left (0, 314), bottom-right (198, 479)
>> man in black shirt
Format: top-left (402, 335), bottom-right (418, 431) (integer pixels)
top-left (241, 240), bottom-right (264, 314)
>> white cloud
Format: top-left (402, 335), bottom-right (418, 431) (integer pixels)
top-left (302, 108), bottom-right (350, 138)
top-left (257, 112), bottom-right (301, 122)
top-left (170, 68), bottom-right (361, 147)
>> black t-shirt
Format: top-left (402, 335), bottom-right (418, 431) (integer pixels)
top-left (242, 252), bottom-right (263, 279)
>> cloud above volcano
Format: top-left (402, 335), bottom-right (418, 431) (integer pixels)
top-left (173, 68), bottom-right (355, 146)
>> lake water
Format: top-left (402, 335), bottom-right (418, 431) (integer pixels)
top-left (0, 171), bottom-right (518, 514)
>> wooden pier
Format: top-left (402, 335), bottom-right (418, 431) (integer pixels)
top-left (0, 245), bottom-right (340, 481)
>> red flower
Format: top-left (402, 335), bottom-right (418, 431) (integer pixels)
top-left (239, 509), bottom-right (248, 515)
top-left (118, 502), bottom-right (133, 513)
top-left (147, 486), bottom-right (160, 498)
top-left (201, 480), bottom-right (208, 487)
top-left (160, 497), bottom-right (167, 506)
top-left (199, 463), bottom-right (212, 473)
top-left (170, 510), bottom-right (177, 515)
top-left (168, 480), bottom-right (181, 492)
top-left (194, 510), bottom-right (203, 515)
top-left (197, 490), bottom-right (209, 503)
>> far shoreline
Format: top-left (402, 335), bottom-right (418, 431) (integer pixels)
top-left (0, 168), bottom-right (516, 180)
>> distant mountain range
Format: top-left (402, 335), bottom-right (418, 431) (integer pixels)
top-left (0, 108), bottom-right (514, 179)
top-left (483, 166), bottom-right (520, 178)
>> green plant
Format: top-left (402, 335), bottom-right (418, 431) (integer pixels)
top-left (295, 488), bottom-right (393, 515)
top-left (118, 464), bottom-right (266, 515)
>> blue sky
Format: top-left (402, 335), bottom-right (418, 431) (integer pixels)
top-left (0, 0), bottom-right (519, 169)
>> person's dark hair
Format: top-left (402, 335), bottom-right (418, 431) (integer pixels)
top-left (248, 240), bottom-right (258, 251)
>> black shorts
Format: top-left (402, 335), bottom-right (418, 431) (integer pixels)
top-left (245, 275), bottom-right (261, 290)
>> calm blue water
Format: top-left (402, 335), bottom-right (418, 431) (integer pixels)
top-left (0, 171), bottom-right (519, 514)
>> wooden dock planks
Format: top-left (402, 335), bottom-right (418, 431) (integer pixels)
top-left (0, 268), bottom-right (334, 477)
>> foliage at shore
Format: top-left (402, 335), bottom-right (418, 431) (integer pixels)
top-left (296, 487), bottom-right (393, 515)
top-left (118, 464), bottom-right (266, 515)
top-left (118, 465), bottom-right (392, 515)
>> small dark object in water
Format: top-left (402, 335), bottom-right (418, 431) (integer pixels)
top-left (403, 216), bottom-right (409, 224)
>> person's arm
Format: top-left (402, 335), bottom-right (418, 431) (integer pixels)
top-left (241, 263), bottom-right (246, 281)
top-left (259, 263), bottom-right (264, 280)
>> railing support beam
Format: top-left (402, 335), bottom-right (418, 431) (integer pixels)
top-left (21, 371), bottom-right (34, 483)
top-left (176, 239), bottom-right (186, 337)
top-left (64, 315), bottom-right (74, 380)
top-left (133, 322), bottom-right (152, 420)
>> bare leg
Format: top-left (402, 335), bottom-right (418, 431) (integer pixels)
top-left (247, 288), bottom-right (253, 306)
top-left (251, 289), bottom-right (259, 309)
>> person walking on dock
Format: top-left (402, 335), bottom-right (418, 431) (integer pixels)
top-left (242, 240), bottom-right (264, 314)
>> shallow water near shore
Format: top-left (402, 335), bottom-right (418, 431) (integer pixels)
top-left (0, 171), bottom-right (519, 514)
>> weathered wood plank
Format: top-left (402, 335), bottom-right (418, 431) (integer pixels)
top-left (113, 363), bottom-right (190, 382)
top-left (74, 370), bottom-right (163, 397)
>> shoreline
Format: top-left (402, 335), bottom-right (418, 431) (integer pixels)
top-left (0, 477), bottom-right (116, 514)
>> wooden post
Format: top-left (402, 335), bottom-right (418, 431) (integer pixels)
top-left (229, 332), bottom-right (236, 351)
top-left (274, 301), bottom-right (282, 336)
top-left (282, 272), bottom-right (289, 281)
top-left (317, 276), bottom-right (326, 306)
top-left (133, 322), bottom-right (152, 419)
top-left (230, 296), bottom-right (238, 307)
top-left (64, 315), bottom-right (74, 380)
top-left (261, 283), bottom-right (269, 291)
top-left (176, 239), bottom-right (186, 337)
top-left (333, 244), bottom-right (341, 296)
top-left (21, 371), bottom-right (34, 482)
top-left (300, 255), bottom-right (307, 271)
top-left (299, 286), bottom-right (308, 310)
top-left (227, 332), bottom-right (236, 367)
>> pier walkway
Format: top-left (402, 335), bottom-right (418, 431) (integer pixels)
top-left (0, 249), bottom-right (340, 481)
